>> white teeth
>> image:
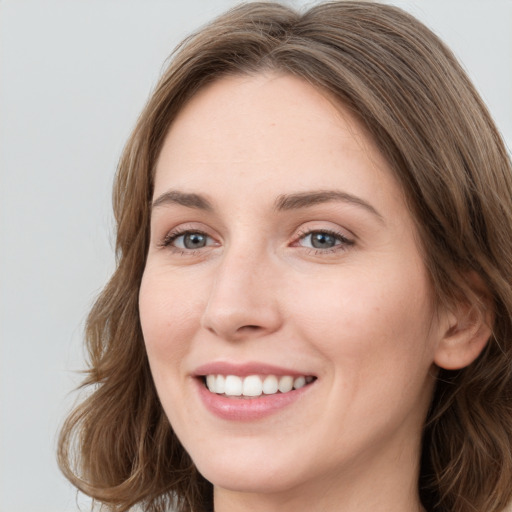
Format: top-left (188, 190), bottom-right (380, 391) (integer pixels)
top-left (262, 375), bottom-right (278, 394)
top-left (224, 375), bottom-right (242, 396)
top-left (205, 374), bottom-right (313, 397)
top-left (278, 375), bottom-right (294, 393)
top-left (293, 376), bottom-right (306, 389)
top-left (206, 374), bottom-right (216, 391)
top-left (216, 375), bottom-right (225, 394)
top-left (242, 375), bottom-right (263, 397)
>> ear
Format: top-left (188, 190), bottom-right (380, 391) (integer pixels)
top-left (434, 273), bottom-right (494, 370)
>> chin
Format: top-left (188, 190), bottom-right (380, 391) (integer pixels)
top-left (203, 466), bottom-right (300, 495)
top-left (189, 442), bottom-right (305, 494)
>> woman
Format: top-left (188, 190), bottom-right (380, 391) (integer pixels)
top-left (58, 2), bottom-right (512, 511)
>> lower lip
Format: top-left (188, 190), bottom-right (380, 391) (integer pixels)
top-left (195, 378), bottom-right (313, 421)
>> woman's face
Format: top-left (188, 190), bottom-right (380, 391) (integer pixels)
top-left (139, 73), bottom-right (444, 501)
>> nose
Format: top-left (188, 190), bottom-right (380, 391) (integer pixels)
top-left (200, 247), bottom-right (283, 342)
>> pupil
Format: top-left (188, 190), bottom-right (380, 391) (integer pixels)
top-left (312, 232), bottom-right (335, 249)
top-left (184, 233), bottom-right (206, 249)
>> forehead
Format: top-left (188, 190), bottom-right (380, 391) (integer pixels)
top-left (154, 73), bottom-right (403, 215)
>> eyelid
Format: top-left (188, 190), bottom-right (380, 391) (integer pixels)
top-left (165, 231), bottom-right (215, 249)
top-left (155, 221), bottom-right (355, 257)
top-left (157, 223), bottom-right (219, 251)
top-left (291, 224), bottom-right (355, 254)
top-left (294, 222), bottom-right (354, 242)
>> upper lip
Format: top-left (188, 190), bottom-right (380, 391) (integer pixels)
top-left (192, 361), bottom-right (315, 378)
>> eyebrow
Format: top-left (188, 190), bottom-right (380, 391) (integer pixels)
top-left (152, 191), bottom-right (213, 211)
top-left (274, 190), bottom-right (383, 221)
top-left (151, 188), bottom-right (383, 222)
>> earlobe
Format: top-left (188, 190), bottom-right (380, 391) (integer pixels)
top-left (434, 278), bottom-right (494, 370)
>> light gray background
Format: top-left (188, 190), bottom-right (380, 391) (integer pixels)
top-left (1, 1), bottom-right (511, 511)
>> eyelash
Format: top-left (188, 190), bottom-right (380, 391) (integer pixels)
top-left (159, 228), bottom-right (215, 255)
top-left (294, 228), bottom-right (354, 254)
top-left (158, 227), bottom-right (354, 255)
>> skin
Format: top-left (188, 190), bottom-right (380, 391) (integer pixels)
top-left (139, 73), bottom-right (455, 512)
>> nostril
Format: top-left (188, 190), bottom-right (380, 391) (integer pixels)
top-left (239, 325), bottom-right (262, 331)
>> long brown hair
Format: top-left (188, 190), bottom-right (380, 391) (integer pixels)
top-left (58, 2), bottom-right (512, 511)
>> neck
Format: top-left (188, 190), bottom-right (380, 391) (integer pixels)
top-left (214, 485), bottom-right (425, 512)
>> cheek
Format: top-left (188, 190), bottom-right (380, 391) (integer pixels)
top-left (139, 267), bottom-right (203, 370)
top-left (285, 264), bottom-right (437, 442)
top-left (285, 261), bottom-right (436, 378)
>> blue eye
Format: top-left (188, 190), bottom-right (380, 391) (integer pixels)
top-left (302, 232), bottom-right (339, 249)
top-left (163, 230), bottom-right (215, 251)
top-left (298, 230), bottom-right (352, 251)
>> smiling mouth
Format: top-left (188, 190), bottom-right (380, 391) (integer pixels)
top-left (202, 374), bottom-right (316, 398)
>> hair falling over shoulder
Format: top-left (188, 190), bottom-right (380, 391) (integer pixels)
top-left (58, 2), bottom-right (512, 511)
